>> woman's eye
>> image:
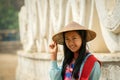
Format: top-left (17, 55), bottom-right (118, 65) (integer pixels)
top-left (73, 37), bottom-right (77, 39)
top-left (65, 38), bottom-right (69, 40)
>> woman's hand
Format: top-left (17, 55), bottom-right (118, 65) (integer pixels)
top-left (49, 41), bottom-right (58, 60)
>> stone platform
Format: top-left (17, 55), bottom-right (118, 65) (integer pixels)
top-left (16, 51), bottom-right (120, 80)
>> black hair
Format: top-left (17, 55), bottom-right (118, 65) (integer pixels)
top-left (61, 30), bottom-right (87, 79)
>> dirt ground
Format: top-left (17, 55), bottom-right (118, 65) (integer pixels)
top-left (0, 53), bottom-right (17, 80)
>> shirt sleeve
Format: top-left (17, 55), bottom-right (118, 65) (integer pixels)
top-left (89, 61), bottom-right (101, 80)
top-left (49, 61), bottom-right (62, 80)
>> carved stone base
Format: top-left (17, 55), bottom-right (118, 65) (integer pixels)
top-left (95, 53), bottom-right (120, 80)
top-left (16, 51), bottom-right (120, 80)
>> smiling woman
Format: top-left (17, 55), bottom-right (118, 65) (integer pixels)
top-left (49, 21), bottom-right (101, 80)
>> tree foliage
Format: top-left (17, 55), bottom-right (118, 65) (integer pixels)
top-left (0, 0), bottom-right (23, 30)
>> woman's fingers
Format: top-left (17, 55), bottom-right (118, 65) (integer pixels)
top-left (53, 41), bottom-right (58, 49)
top-left (49, 41), bottom-right (58, 54)
top-left (49, 41), bottom-right (56, 49)
top-left (49, 41), bottom-right (58, 60)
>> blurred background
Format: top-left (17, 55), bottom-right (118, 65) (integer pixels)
top-left (0, 0), bottom-right (23, 80)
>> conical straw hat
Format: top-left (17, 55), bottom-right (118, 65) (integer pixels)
top-left (52, 21), bottom-right (96, 45)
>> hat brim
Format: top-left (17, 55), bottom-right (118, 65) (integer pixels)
top-left (52, 22), bottom-right (96, 45)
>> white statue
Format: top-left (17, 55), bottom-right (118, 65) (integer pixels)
top-left (19, 0), bottom-right (120, 53)
top-left (95, 0), bottom-right (120, 53)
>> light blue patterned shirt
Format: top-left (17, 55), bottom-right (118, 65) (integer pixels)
top-left (49, 54), bottom-right (101, 80)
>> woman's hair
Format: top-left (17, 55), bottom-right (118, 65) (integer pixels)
top-left (61, 30), bottom-right (87, 79)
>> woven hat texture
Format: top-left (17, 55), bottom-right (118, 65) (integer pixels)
top-left (52, 21), bottom-right (96, 45)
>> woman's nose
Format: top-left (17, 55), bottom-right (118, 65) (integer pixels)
top-left (68, 39), bottom-right (74, 45)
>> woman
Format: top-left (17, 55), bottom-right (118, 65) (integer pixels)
top-left (49, 21), bottom-right (101, 80)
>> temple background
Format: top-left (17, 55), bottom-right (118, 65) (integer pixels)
top-left (0, 0), bottom-right (120, 80)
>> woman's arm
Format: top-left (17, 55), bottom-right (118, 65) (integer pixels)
top-left (49, 61), bottom-right (62, 80)
top-left (49, 42), bottom-right (62, 80)
top-left (89, 61), bottom-right (101, 80)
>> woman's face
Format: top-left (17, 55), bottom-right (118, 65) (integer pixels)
top-left (65, 31), bottom-right (82, 53)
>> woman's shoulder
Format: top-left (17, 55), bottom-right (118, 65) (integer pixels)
top-left (87, 52), bottom-right (101, 66)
